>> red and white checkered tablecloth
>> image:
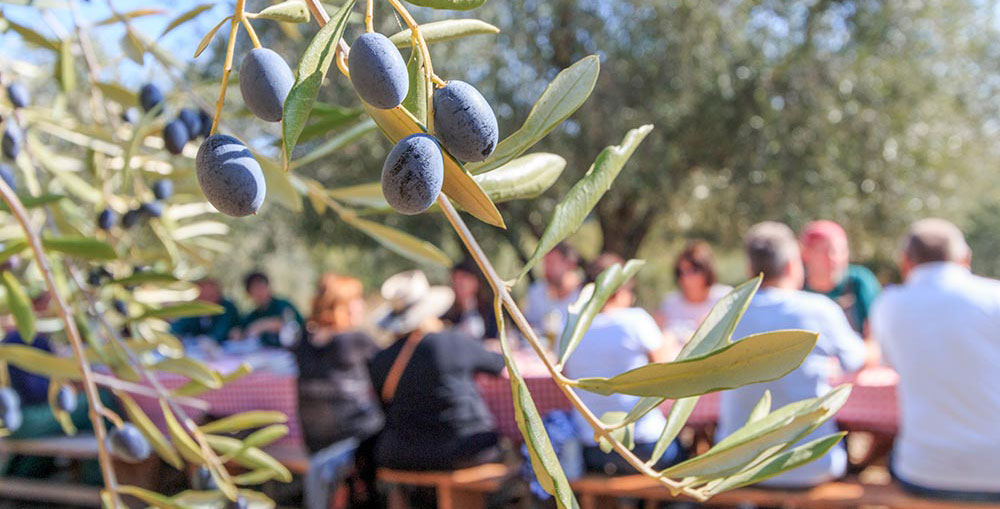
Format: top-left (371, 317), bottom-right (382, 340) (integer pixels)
top-left (132, 351), bottom-right (898, 448)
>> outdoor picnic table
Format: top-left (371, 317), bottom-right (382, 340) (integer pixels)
top-left (130, 346), bottom-right (899, 449)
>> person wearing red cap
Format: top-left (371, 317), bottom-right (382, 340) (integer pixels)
top-left (800, 220), bottom-right (881, 335)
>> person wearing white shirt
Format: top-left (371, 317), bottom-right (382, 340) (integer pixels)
top-left (523, 242), bottom-right (583, 341)
top-left (563, 253), bottom-right (683, 474)
top-left (871, 218), bottom-right (1000, 502)
top-left (717, 222), bottom-right (866, 487)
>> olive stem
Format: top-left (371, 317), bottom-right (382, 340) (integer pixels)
top-left (211, 0), bottom-right (247, 135)
top-left (241, 15), bottom-right (263, 49)
top-left (0, 179), bottom-right (121, 508)
top-left (365, 0), bottom-right (374, 33)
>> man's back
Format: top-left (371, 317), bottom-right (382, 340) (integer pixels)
top-left (718, 288), bottom-right (865, 487)
top-left (872, 263), bottom-right (1000, 492)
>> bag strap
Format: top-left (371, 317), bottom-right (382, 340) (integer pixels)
top-left (380, 331), bottom-right (424, 404)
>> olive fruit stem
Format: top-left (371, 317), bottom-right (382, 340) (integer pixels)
top-left (365, 0), bottom-right (374, 33)
top-left (384, 0), bottom-right (435, 132)
top-left (211, 0), bottom-right (248, 135)
top-left (241, 16), bottom-right (262, 49)
top-left (0, 179), bottom-right (121, 508)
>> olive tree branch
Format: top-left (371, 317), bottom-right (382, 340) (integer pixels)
top-left (0, 179), bottom-right (122, 508)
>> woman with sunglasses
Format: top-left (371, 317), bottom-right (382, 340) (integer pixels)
top-left (655, 240), bottom-right (732, 346)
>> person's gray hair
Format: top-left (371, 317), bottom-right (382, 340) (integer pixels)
top-left (902, 218), bottom-right (970, 265)
top-left (744, 221), bottom-right (800, 282)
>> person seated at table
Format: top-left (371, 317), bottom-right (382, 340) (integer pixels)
top-left (800, 220), bottom-right (881, 336)
top-left (563, 253), bottom-right (683, 475)
top-left (2, 292), bottom-right (113, 484)
top-left (440, 259), bottom-right (497, 340)
top-left (718, 222), bottom-right (865, 488)
top-left (294, 274), bottom-right (383, 509)
top-left (237, 271), bottom-right (304, 348)
top-left (654, 240), bottom-right (732, 345)
top-left (170, 278), bottom-right (240, 344)
top-left (368, 270), bottom-right (506, 472)
top-left (871, 219), bottom-right (1000, 502)
top-left (523, 242), bottom-right (583, 341)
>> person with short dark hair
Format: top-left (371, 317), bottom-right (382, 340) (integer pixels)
top-left (523, 242), bottom-right (583, 340)
top-left (872, 219), bottom-right (1000, 501)
top-left (440, 259), bottom-right (498, 340)
top-left (800, 220), bottom-right (881, 335)
top-left (239, 271), bottom-right (304, 348)
top-left (717, 222), bottom-right (864, 487)
top-left (170, 278), bottom-right (240, 344)
top-left (563, 253), bottom-right (683, 474)
top-left (655, 240), bottom-right (732, 343)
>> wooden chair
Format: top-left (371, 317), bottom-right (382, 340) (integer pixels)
top-left (377, 463), bottom-right (509, 509)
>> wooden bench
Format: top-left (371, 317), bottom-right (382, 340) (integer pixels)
top-left (377, 463), bottom-right (509, 509)
top-left (0, 435), bottom-right (103, 507)
top-left (570, 474), bottom-right (1000, 509)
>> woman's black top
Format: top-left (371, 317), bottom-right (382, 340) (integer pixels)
top-left (295, 330), bottom-right (383, 454)
top-left (368, 330), bottom-right (506, 470)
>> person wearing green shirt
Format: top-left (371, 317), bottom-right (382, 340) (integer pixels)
top-left (800, 220), bottom-right (881, 335)
top-left (240, 271), bottom-right (304, 348)
top-left (170, 278), bottom-right (240, 344)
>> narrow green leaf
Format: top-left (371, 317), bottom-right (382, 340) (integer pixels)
top-left (199, 411), bottom-right (287, 434)
top-left (289, 119), bottom-right (376, 169)
top-left (117, 485), bottom-right (179, 509)
top-left (111, 271), bottom-right (179, 286)
top-left (120, 31), bottom-right (145, 65)
top-left (519, 125), bottom-right (652, 279)
top-left (1, 272), bottom-right (34, 342)
top-left (57, 39), bottom-right (76, 94)
top-left (496, 298), bottom-right (578, 508)
top-left (254, 154), bottom-right (304, 211)
top-left (0, 345), bottom-right (81, 379)
top-left (598, 411), bottom-right (634, 454)
top-left (159, 399), bottom-right (204, 464)
top-left (0, 239), bottom-right (28, 263)
top-left (574, 330), bottom-right (818, 398)
top-left (95, 82), bottom-right (138, 106)
top-left (174, 362), bottom-right (251, 397)
top-left (118, 393), bottom-right (183, 469)
top-left (153, 357), bottom-right (222, 388)
top-left (282, 0), bottom-right (355, 168)
top-left (558, 260), bottom-right (644, 366)
top-left (662, 386), bottom-right (852, 479)
top-left (231, 468), bottom-right (279, 485)
top-left (648, 397), bottom-right (697, 466)
top-left (160, 3), bottom-right (214, 38)
top-left (42, 236), bottom-right (117, 260)
top-left (135, 301), bottom-right (224, 321)
top-left (468, 56), bottom-right (600, 174)
top-left (252, 1), bottom-right (310, 23)
top-left (402, 0), bottom-right (486, 10)
top-left (474, 153), bottom-right (565, 203)
top-left (706, 433), bottom-right (848, 495)
top-left (678, 277), bottom-right (762, 359)
top-left (296, 104), bottom-right (364, 144)
top-left (243, 424), bottom-right (289, 448)
top-left (193, 16), bottom-right (231, 59)
top-left (389, 19), bottom-right (499, 48)
top-left (96, 8), bottom-right (166, 26)
top-left (402, 48), bottom-right (427, 124)
top-left (748, 390), bottom-right (772, 424)
top-left (4, 18), bottom-right (58, 50)
top-left (204, 434), bottom-right (292, 482)
top-left (2, 193), bottom-right (65, 210)
top-left (341, 214), bottom-right (452, 267)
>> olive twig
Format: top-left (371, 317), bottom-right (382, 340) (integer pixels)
top-left (365, 0), bottom-right (374, 33)
top-left (210, 0), bottom-right (248, 135)
top-left (0, 179), bottom-right (122, 508)
top-left (241, 15), bottom-right (262, 49)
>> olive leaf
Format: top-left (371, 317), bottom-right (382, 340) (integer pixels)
top-left (243, 424), bottom-right (289, 448)
top-left (0, 345), bottom-right (80, 378)
top-left (402, 48), bottom-right (428, 124)
top-left (231, 468), bottom-right (280, 485)
top-left (57, 39), bottom-right (75, 94)
top-left (748, 390), bottom-right (772, 424)
top-left (251, 1), bottom-right (311, 23)
top-left (518, 124), bottom-right (652, 279)
top-left (3, 17), bottom-right (58, 50)
top-left (134, 301), bottom-right (224, 321)
top-left (0, 239), bottom-right (28, 263)
top-left (118, 393), bottom-right (183, 470)
top-left (193, 16), bottom-right (232, 59)
top-left (705, 433), bottom-right (847, 495)
top-left (474, 153), bottom-right (565, 203)
top-left (160, 3), bottom-right (214, 38)
top-left (557, 259), bottom-right (645, 367)
top-left (296, 103), bottom-right (365, 144)
top-left (282, 0), bottom-right (355, 168)
top-left (256, 154), bottom-right (304, 211)
top-left (468, 55), bottom-right (600, 174)
top-left (111, 271), bottom-right (179, 286)
top-left (120, 31), bottom-right (145, 65)
top-left (402, 0), bottom-right (486, 10)
top-left (174, 362), bottom-right (251, 397)
top-left (159, 399), bottom-right (204, 464)
top-left (389, 19), bottom-right (499, 48)
top-left (199, 411), bottom-right (287, 434)
top-left (152, 358), bottom-right (222, 388)
top-left (361, 102), bottom-right (505, 228)
top-left (205, 434), bottom-right (292, 482)
top-left (496, 298), bottom-right (578, 508)
top-left (288, 119), bottom-right (376, 169)
top-left (1, 271), bottom-right (35, 343)
top-left (598, 411), bottom-right (634, 454)
top-left (117, 485), bottom-right (179, 509)
top-left (95, 82), bottom-right (138, 106)
top-left (340, 213), bottom-right (452, 267)
top-left (96, 8), bottom-right (166, 26)
top-left (42, 236), bottom-right (117, 260)
top-left (647, 397), bottom-right (697, 466)
top-left (574, 330), bottom-right (818, 398)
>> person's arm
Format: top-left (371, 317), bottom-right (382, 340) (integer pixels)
top-left (466, 335), bottom-right (505, 375)
top-left (854, 267), bottom-right (881, 339)
top-left (209, 302), bottom-right (239, 344)
top-left (817, 300), bottom-right (866, 373)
